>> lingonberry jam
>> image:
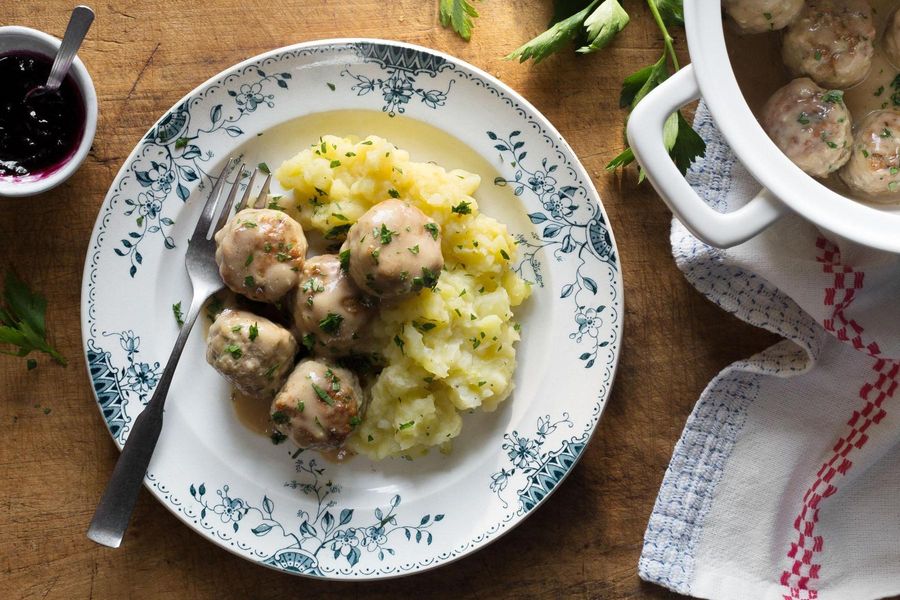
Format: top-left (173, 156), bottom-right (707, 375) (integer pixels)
top-left (0, 52), bottom-right (85, 179)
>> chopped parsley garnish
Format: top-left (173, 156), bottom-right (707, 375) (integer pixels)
top-left (797, 112), bottom-right (810, 126)
top-left (244, 275), bottom-right (256, 288)
top-left (371, 248), bottom-right (380, 264)
top-left (272, 410), bottom-right (290, 424)
top-left (314, 186), bottom-right (327, 196)
top-left (361, 140), bottom-right (373, 145)
top-left (394, 334), bottom-right (405, 353)
top-left (408, 245), bottom-right (420, 255)
top-left (302, 277), bottom-right (325, 294)
top-left (500, 249), bottom-right (510, 260)
top-left (470, 337), bottom-right (481, 349)
top-left (249, 322), bottom-right (259, 341)
top-left (263, 242), bottom-right (272, 253)
top-left (224, 344), bottom-right (243, 359)
top-left (257, 162), bottom-right (270, 175)
top-left (206, 295), bottom-right (225, 322)
top-left (332, 213), bottom-right (349, 221)
top-left (399, 421), bottom-right (415, 430)
top-left (270, 431), bottom-right (287, 444)
top-left (412, 267), bottom-right (440, 290)
top-left (231, 325), bottom-right (242, 333)
top-left (881, 128), bottom-right (893, 138)
top-left (301, 333), bottom-right (316, 351)
top-left (424, 222), bottom-right (439, 239)
top-left (822, 90), bottom-right (843, 105)
top-left (242, 221), bottom-right (257, 228)
top-left (245, 253), bottom-right (254, 266)
top-left (326, 82), bottom-right (336, 91)
top-left (312, 383), bottom-right (334, 405)
top-left (423, 375), bottom-right (434, 384)
top-left (451, 200), bottom-right (472, 215)
top-left (325, 224), bottom-right (351, 239)
top-left (330, 160), bottom-right (341, 168)
top-left (172, 301), bottom-right (185, 327)
top-left (175, 137), bottom-right (188, 149)
top-left (388, 188), bottom-right (400, 198)
top-left (413, 320), bottom-right (436, 332)
top-left (297, 400), bottom-right (305, 413)
top-left (264, 363), bottom-right (279, 380)
top-left (276, 252), bottom-right (291, 262)
top-left (367, 434), bottom-right (375, 442)
top-left (379, 223), bottom-right (397, 245)
top-left (339, 249), bottom-right (351, 271)
top-left (345, 151), bottom-right (356, 157)
top-left (349, 415), bottom-right (362, 428)
top-left (319, 312), bottom-right (344, 334)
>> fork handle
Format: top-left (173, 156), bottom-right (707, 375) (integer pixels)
top-left (86, 293), bottom-right (206, 548)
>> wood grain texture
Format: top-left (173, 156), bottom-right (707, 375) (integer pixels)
top-left (0, 2), bottom-right (783, 598)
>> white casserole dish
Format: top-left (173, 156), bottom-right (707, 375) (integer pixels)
top-left (627, 1), bottom-right (900, 253)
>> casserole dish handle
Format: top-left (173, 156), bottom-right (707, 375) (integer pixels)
top-left (627, 65), bottom-right (787, 248)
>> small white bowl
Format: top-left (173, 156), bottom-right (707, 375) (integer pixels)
top-left (0, 26), bottom-right (98, 197)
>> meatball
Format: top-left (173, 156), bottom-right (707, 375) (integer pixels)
top-left (885, 9), bottom-right (900, 69)
top-left (341, 199), bottom-right (444, 299)
top-left (206, 309), bottom-right (298, 398)
top-left (723, 0), bottom-right (803, 33)
top-left (214, 208), bottom-right (308, 303)
top-left (270, 359), bottom-right (365, 449)
top-left (839, 109), bottom-right (900, 202)
top-left (761, 78), bottom-right (852, 178)
top-left (290, 254), bottom-right (374, 356)
top-left (782, 0), bottom-right (875, 89)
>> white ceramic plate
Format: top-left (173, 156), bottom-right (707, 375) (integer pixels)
top-left (81, 39), bottom-right (622, 579)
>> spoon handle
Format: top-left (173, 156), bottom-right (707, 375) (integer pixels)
top-left (46, 5), bottom-right (95, 91)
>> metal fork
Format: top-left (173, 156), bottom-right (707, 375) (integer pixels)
top-left (87, 159), bottom-right (272, 548)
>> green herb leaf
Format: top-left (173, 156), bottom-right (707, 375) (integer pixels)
top-left (399, 420), bottom-right (415, 430)
top-left (312, 382), bottom-right (334, 406)
top-left (257, 162), bottom-right (271, 175)
top-left (451, 200), bottom-right (472, 215)
top-left (506, 0), bottom-right (600, 64)
top-left (439, 0), bottom-right (480, 41)
top-left (388, 188), bottom-right (400, 198)
top-left (224, 344), bottom-right (243, 359)
top-left (319, 312), bottom-right (344, 334)
top-left (172, 301), bottom-right (185, 327)
top-left (656, 0), bottom-right (684, 26)
top-left (325, 224), bottom-right (351, 239)
top-left (0, 272), bottom-right (66, 365)
top-left (379, 223), bottom-right (397, 245)
top-left (272, 410), bottom-right (290, 424)
top-left (424, 222), bottom-right (440, 240)
top-left (249, 322), bottom-right (259, 341)
top-left (576, 0), bottom-right (629, 55)
top-left (339, 249), bottom-right (351, 271)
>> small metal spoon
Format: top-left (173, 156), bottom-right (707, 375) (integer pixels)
top-left (26, 5), bottom-right (94, 99)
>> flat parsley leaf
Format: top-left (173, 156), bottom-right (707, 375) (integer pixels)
top-left (577, 0), bottom-right (630, 55)
top-left (0, 272), bottom-right (66, 366)
top-left (439, 0), bottom-right (480, 41)
top-left (506, 0), bottom-right (600, 63)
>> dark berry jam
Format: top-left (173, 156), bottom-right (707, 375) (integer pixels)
top-left (0, 52), bottom-right (85, 179)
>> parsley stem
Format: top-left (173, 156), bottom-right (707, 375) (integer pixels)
top-left (646, 0), bottom-right (679, 71)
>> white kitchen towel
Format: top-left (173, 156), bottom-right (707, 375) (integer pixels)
top-left (638, 102), bottom-right (900, 600)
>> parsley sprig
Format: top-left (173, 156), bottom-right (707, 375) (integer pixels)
top-left (439, 0), bottom-right (480, 41)
top-left (440, 0), bottom-right (705, 179)
top-left (0, 272), bottom-right (66, 367)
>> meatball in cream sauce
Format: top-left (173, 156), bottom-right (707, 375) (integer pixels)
top-left (270, 359), bottom-right (365, 449)
top-left (761, 77), bottom-right (852, 178)
top-left (839, 109), bottom-right (900, 202)
top-left (215, 208), bottom-right (308, 303)
top-left (782, 0), bottom-right (876, 89)
top-left (723, 0), bottom-right (803, 34)
top-left (341, 199), bottom-right (444, 300)
top-left (206, 309), bottom-right (298, 398)
top-left (290, 254), bottom-right (374, 356)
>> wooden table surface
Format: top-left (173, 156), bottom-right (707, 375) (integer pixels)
top-left (0, 2), bottom-right (783, 598)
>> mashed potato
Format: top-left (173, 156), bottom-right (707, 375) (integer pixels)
top-left (275, 135), bottom-right (530, 459)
